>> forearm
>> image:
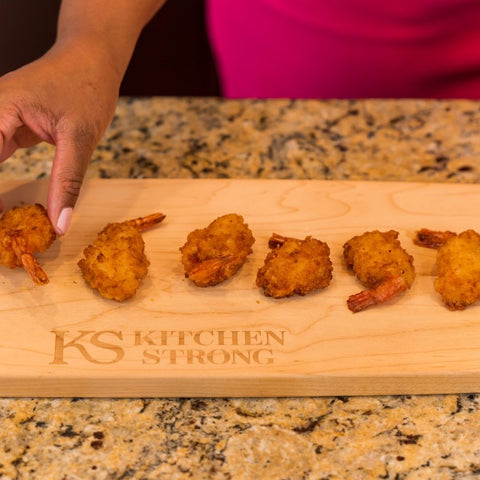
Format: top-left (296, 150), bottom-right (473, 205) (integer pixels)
top-left (54, 0), bottom-right (167, 80)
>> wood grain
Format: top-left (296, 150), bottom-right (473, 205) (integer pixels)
top-left (1, 178), bottom-right (480, 397)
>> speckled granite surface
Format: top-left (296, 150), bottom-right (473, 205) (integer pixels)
top-left (3, 97), bottom-right (480, 184)
top-left (2, 97), bottom-right (480, 479)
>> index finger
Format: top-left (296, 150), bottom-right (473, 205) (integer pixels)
top-left (0, 105), bottom-right (23, 161)
top-left (47, 131), bottom-right (95, 235)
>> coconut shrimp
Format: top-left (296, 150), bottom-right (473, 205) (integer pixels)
top-left (180, 213), bottom-right (255, 287)
top-left (343, 230), bottom-right (415, 312)
top-left (256, 233), bottom-right (333, 298)
top-left (78, 213), bottom-right (165, 301)
top-left (0, 203), bottom-right (56, 285)
top-left (415, 228), bottom-right (480, 310)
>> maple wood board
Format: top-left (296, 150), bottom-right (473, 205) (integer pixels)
top-left (2, 178), bottom-right (480, 397)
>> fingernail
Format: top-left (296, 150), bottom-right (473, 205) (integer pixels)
top-left (56, 207), bottom-right (73, 235)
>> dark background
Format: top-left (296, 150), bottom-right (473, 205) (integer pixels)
top-left (0, 0), bottom-right (221, 96)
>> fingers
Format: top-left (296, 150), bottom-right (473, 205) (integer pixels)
top-left (0, 105), bottom-right (23, 162)
top-left (48, 129), bottom-right (95, 235)
top-left (0, 107), bottom-right (91, 235)
top-left (0, 106), bottom-right (25, 216)
top-left (0, 103), bottom-right (90, 235)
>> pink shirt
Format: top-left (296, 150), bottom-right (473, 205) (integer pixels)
top-left (206, 0), bottom-right (480, 98)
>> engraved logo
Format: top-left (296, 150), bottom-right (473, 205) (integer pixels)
top-left (50, 329), bottom-right (287, 366)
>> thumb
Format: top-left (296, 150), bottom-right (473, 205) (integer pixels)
top-left (47, 133), bottom-right (94, 235)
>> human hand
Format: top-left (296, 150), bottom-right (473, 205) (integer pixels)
top-left (0, 40), bottom-right (121, 235)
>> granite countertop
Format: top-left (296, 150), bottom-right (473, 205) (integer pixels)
top-left (2, 97), bottom-right (480, 479)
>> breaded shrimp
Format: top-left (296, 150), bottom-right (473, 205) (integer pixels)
top-left (256, 233), bottom-right (333, 298)
top-left (0, 203), bottom-right (56, 284)
top-left (180, 213), bottom-right (255, 287)
top-left (415, 228), bottom-right (480, 310)
top-left (78, 213), bottom-right (165, 301)
top-left (343, 230), bottom-right (415, 312)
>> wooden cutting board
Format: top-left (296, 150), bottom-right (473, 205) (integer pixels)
top-left (2, 178), bottom-right (480, 397)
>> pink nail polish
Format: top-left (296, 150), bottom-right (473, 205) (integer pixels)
top-left (56, 207), bottom-right (73, 235)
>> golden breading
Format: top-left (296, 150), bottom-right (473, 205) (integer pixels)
top-left (343, 230), bottom-right (415, 312)
top-left (0, 203), bottom-right (56, 284)
top-left (256, 233), bottom-right (333, 298)
top-left (180, 213), bottom-right (255, 287)
top-left (415, 228), bottom-right (480, 310)
top-left (78, 213), bottom-right (165, 301)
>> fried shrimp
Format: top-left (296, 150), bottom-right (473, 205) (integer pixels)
top-left (256, 233), bottom-right (333, 298)
top-left (343, 230), bottom-right (415, 312)
top-left (415, 228), bottom-right (480, 310)
top-left (78, 213), bottom-right (165, 301)
top-left (0, 203), bottom-right (56, 285)
top-left (180, 213), bottom-right (255, 287)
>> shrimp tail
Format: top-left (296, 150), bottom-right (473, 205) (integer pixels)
top-left (268, 233), bottom-right (288, 248)
top-left (10, 235), bottom-right (49, 285)
top-left (187, 255), bottom-right (237, 286)
top-left (414, 229), bottom-right (456, 249)
top-left (347, 276), bottom-right (408, 313)
top-left (124, 213), bottom-right (166, 231)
